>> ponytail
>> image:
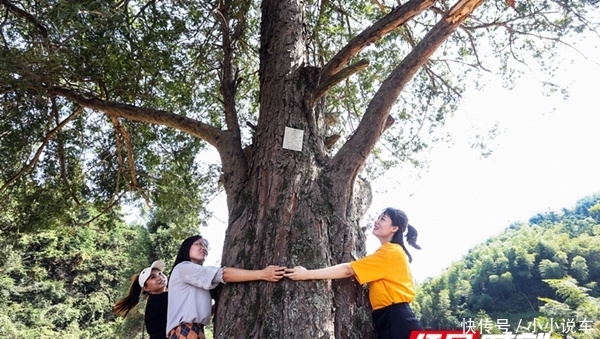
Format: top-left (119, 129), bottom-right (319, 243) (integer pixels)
top-left (406, 224), bottom-right (421, 250)
top-left (112, 273), bottom-right (144, 317)
top-left (383, 208), bottom-right (421, 263)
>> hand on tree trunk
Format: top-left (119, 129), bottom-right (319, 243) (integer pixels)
top-left (259, 265), bottom-right (286, 282)
top-left (284, 266), bottom-right (310, 280)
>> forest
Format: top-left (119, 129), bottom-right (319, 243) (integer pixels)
top-left (415, 194), bottom-right (600, 339)
top-left (1, 194), bottom-right (598, 338)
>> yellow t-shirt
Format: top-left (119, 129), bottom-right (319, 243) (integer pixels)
top-left (349, 242), bottom-right (415, 310)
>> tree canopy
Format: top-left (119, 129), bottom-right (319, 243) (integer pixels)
top-left (2, 0), bottom-right (598, 232)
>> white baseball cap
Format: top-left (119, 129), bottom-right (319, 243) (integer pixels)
top-left (138, 260), bottom-right (166, 288)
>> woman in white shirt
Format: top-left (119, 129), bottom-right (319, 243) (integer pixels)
top-left (166, 235), bottom-right (285, 339)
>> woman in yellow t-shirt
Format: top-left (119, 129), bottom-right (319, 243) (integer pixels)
top-left (284, 208), bottom-right (422, 339)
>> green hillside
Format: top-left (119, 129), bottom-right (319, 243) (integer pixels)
top-left (414, 194), bottom-right (600, 338)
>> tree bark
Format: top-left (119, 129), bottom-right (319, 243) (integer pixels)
top-left (214, 0), bottom-right (376, 337)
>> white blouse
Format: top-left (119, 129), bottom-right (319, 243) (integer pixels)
top-left (166, 261), bottom-right (225, 336)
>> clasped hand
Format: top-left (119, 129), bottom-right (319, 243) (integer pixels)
top-left (261, 265), bottom-right (308, 281)
top-left (283, 266), bottom-right (308, 280)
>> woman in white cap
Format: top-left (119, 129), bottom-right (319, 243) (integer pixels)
top-left (113, 260), bottom-right (169, 339)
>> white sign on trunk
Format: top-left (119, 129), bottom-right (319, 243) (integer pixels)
top-left (282, 127), bottom-right (304, 151)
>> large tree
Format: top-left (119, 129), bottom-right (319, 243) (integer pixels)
top-left (1, 0), bottom-right (597, 338)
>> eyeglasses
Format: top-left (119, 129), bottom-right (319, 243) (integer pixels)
top-left (192, 240), bottom-right (210, 251)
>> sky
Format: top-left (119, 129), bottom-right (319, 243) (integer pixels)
top-left (199, 41), bottom-right (600, 283)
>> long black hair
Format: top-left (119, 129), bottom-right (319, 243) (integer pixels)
top-left (382, 207), bottom-right (421, 263)
top-left (112, 274), bottom-right (144, 317)
top-left (169, 235), bottom-right (204, 275)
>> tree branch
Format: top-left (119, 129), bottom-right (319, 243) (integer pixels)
top-left (108, 117), bottom-right (125, 210)
top-left (314, 59), bottom-right (369, 101)
top-left (462, 26), bottom-right (491, 72)
top-left (129, 0), bottom-right (156, 25)
top-left (216, 1), bottom-right (243, 139)
top-left (330, 0), bottom-right (486, 191)
top-left (206, 2), bottom-right (252, 209)
top-left (48, 87), bottom-right (224, 147)
top-left (48, 88), bottom-right (250, 214)
top-left (0, 105), bottom-right (83, 192)
top-left (371, 0), bottom-right (388, 12)
top-left (320, 0), bottom-right (436, 84)
top-left (52, 97), bottom-right (81, 205)
top-left (110, 116), bottom-right (152, 209)
top-left (82, 190), bottom-right (127, 227)
top-left (0, 0), bottom-right (48, 39)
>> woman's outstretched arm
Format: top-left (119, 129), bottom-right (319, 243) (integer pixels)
top-left (222, 265), bottom-right (286, 283)
top-left (284, 263), bottom-right (355, 280)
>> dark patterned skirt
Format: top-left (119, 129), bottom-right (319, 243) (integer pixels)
top-left (168, 323), bottom-right (205, 339)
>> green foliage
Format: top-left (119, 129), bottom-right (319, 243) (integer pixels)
top-left (539, 277), bottom-right (600, 339)
top-left (2, 0), bottom-right (597, 220)
top-left (0, 217), bottom-right (137, 338)
top-left (416, 194), bottom-right (600, 338)
top-left (0, 203), bottom-right (187, 338)
top-left (0, 0), bottom-right (222, 237)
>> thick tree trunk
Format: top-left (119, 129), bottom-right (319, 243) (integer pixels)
top-left (214, 1), bottom-right (374, 338)
top-left (215, 175), bottom-right (374, 338)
